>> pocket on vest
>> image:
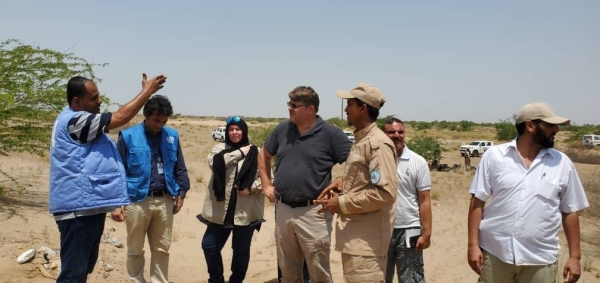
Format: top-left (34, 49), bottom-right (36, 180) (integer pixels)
top-left (167, 144), bottom-right (177, 162)
top-left (127, 147), bottom-right (145, 175)
top-left (127, 177), bottom-right (141, 198)
top-left (88, 174), bottom-right (123, 200)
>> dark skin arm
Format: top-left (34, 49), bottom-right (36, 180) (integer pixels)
top-left (416, 190), bottom-right (432, 250)
top-left (258, 148), bottom-right (276, 203)
top-left (107, 73), bottom-right (167, 130)
top-left (314, 177), bottom-right (343, 214)
top-left (562, 212), bottom-right (582, 283)
top-left (467, 195), bottom-right (485, 275)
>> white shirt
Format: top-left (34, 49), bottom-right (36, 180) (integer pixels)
top-left (394, 146), bottom-right (432, 228)
top-left (469, 139), bottom-right (589, 265)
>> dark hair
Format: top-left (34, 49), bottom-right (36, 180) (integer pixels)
top-left (352, 98), bottom-right (379, 122)
top-left (143, 95), bottom-right (174, 117)
top-left (381, 116), bottom-right (404, 130)
top-left (288, 86), bottom-right (320, 112)
top-left (66, 76), bottom-right (93, 105)
top-left (516, 119), bottom-right (541, 136)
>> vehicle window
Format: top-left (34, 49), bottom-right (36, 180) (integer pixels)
top-left (595, 136), bottom-right (600, 141)
top-left (469, 142), bottom-right (479, 146)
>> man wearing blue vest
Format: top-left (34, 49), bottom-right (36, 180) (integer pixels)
top-left (114, 95), bottom-right (190, 283)
top-left (49, 73), bottom-right (167, 283)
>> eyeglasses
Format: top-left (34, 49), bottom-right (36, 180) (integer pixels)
top-left (226, 116), bottom-right (241, 124)
top-left (287, 102), bottom-right (310, 109)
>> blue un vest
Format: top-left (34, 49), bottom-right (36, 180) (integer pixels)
top-left (120, 123), bottom-right (180, 202)
top-left (49, 108), bottom-right (130, 214)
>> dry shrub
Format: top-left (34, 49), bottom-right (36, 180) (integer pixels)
top-left (583, 255), bottom-right (593, 272)
top-left (430, 188), bottom-right (441, 200)
top-left (579, 171), bottom-right (600, 218)
top-left (562, 148), bottom-right (600, 165)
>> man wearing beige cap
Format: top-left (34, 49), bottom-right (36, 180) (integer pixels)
top-left (315, 82), bottom-right (398, 283)
top-left (467, 102), bottom-right (589, 283)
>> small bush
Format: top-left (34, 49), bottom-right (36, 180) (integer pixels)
top-left (583, 255), bottom-right (593, 272)
top-left (249, 124), bottom-right (277, 147)
top-left (406, 135), bottom-right (444, 164)
top-left (495, 116), bottom-right (518, 141)
top-left (430, 188), bottom-right (440, 200)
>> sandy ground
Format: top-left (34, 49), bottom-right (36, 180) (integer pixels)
top-left (0, 119), bottom-right (599, 283)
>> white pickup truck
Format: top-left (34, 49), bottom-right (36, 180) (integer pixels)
top-left (211, 126), bottom-right (226, 142)
top-left (459, 141), bottom-right (493, 157)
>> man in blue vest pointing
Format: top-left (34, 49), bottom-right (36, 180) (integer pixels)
top-left (49, 73), bottom-right (167, 283)
top-left (115, 95), bottom-right (190, 283)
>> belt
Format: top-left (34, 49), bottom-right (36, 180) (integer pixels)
top-left (279, 198), bottom-right (314, 208)
top-left (148, 190), bottom-right (168, 197)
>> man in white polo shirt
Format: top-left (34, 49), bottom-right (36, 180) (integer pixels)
top-left (467, 102), bottom-right (589, 283)
top-left (381, 116), bottom-right (432, 283)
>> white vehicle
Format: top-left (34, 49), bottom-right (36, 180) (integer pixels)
top-left (344, 130), bottom-right (355, 142)
top-left (581, 134), bottom-right (600, 148)
top-left (211, 126), bottom-right (226, 142)
top-left (459, 141), bottom-right (493, 157)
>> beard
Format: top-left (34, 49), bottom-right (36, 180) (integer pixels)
top-left (533, 126), bottom-right (554, 148)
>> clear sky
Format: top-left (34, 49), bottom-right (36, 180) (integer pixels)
top-left (2, 1), bottom-right (598, 124)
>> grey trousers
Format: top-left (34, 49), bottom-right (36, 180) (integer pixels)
top-left (385, 228), bottom-right (426, 283)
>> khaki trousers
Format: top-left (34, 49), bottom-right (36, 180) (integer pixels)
top-left (275, 202), bottom-right (333, 283)
top-left (479, 249), bottom-right (557, 283)
top-left (125, 196), bottom-right (174, 283)
top-left (342, 253), bottom-right (386, 283)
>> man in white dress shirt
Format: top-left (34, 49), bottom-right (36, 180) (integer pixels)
top-left (467, 102), bottom-right (589, 283)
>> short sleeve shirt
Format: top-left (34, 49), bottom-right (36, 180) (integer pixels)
top-left (469, 139), bottom-right (589, 265)
top-left (263, 116), bottom-right (352, 201)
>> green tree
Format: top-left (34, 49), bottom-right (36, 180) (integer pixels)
top-left (0, 39), bottom-right (106, 156)
top-left (458, 120), bottom-right (475, 132)
top-left (406, 135), bottom-right (444, 164)
top-left (495, 114), bottom-right (518, 141)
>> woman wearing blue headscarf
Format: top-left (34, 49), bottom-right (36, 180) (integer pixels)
top-left (197, 116), bottom-right (265, 283)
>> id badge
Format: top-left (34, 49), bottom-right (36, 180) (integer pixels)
top-left (157, 163), bottom-right (164, 175)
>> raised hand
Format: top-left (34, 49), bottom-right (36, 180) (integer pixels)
top-left (141, 73), bottom-right (167, 94)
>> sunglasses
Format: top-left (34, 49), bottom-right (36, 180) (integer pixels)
top-left (287, 102), bottom-right (310, 109)
top-left (226, 116), bottom-right (241, 124)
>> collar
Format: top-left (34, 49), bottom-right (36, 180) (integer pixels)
top-left (505, 138), bottom-right (556, 159)
top-left (354, 122), bottom-right (377, 141)
top-left (290, 115), bottom-right (324, 136)
top-left (398, 145), bottom-right (411, 160)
